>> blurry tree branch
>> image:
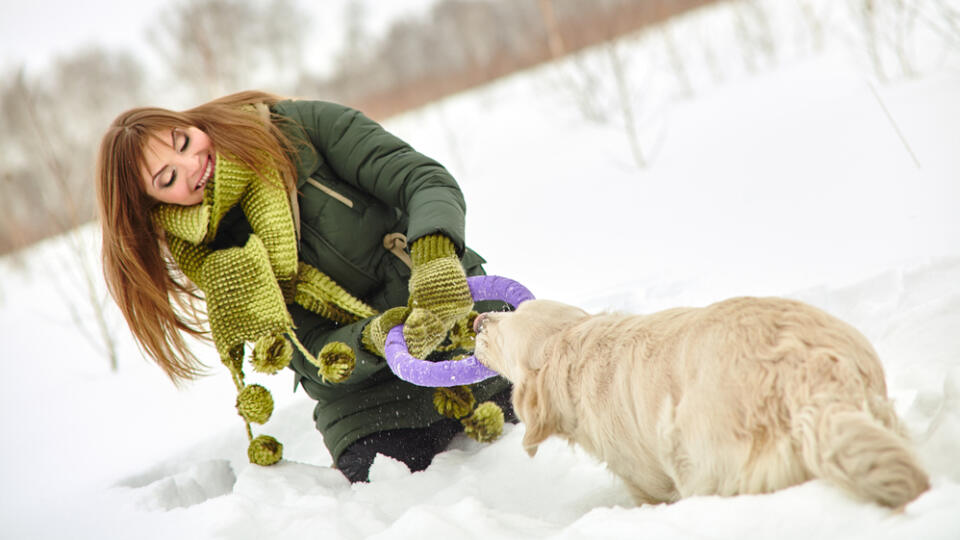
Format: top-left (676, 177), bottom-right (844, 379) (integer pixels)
top-left (0, 48), bottom-right (145, 371)
top-left (315, 0), bottom-right (719, 119)
top-left (537, 0), bottom-right (566, 59)
top-left (605, 41), bottom-right (646, 168)
top-left (148, 0), bottom-right (308, 99)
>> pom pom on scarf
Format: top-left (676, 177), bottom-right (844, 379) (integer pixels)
top-left (236, 384), bottom-right (274, 424)
top-left (433, 386), bottom-right (475, 419)
top-left (252, 334), bottom-right (292, 374)
top-left (461, 401), bottom-right (504, 443)
top-left (316, 341), bottom-right (356, 383)
top-left (248, 434), bottom-right (283, 466)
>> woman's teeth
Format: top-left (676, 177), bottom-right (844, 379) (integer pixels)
top-left (196, 157), bottom-right (213, 190)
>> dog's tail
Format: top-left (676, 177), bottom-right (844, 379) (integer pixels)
top-left (793, 398), bottom-right (929, 508)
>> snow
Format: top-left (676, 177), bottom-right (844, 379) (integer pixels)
top-left (2, 2), bottom-right (960, 538)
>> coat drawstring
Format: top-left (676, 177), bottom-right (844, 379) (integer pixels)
top-left (382, 233), bottom-right (412, 268)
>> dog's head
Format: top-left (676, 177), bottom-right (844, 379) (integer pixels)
top-left (474, 299), bottom-right (588, 455)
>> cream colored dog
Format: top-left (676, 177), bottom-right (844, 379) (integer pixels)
top-left (473, 297), bottom-right (929, 508)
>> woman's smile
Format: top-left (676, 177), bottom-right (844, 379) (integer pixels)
top-left (196, 154), bottom-right (214, 192)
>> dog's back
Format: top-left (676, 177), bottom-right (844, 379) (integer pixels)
top-left (696, 298), bottom-right (928, 508)
top-left (540, 297), bottom-right (929, 507)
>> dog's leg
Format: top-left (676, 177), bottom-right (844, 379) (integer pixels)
top-left (623, 479), bottom-right (672, 506)
top-left (655, 395), bottom-right (695, 496)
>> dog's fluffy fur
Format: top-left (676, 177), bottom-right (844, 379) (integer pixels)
top-left (474, 297), bottom-right (929, 508)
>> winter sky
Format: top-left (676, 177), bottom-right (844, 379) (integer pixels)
top-left (0, 0), bottom-right (440, 76)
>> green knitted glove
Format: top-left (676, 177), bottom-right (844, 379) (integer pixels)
top-left (404, 235), bottom-right (474, 359)
top-left (361, 306), bottom-right (412, 357)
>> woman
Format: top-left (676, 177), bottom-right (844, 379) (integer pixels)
top-left (97, 90), bottom-right (513, 482)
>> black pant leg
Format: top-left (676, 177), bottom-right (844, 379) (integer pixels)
top-left (336, 419), bottom-right (462, 483)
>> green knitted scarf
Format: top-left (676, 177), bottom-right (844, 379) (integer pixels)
top-left (153, 152), bottom-right (377, 465)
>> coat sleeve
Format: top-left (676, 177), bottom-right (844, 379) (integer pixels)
top-left (273, 99), bottom-right (467, 253)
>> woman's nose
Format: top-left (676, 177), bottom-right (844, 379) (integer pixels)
top-left (175, 152), bottom-right (197, 175)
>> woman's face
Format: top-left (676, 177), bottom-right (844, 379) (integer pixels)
top-left (140, 126), bottom-right (215, 206)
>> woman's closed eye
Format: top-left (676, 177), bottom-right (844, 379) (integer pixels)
top-left (161, 130), bottom-right (191, 188)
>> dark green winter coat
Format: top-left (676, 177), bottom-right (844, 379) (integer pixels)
top-left (210, 99), bottom-right (510, 463)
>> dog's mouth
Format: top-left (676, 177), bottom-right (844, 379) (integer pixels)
top-left (473, 313), bottom-right (488, 334)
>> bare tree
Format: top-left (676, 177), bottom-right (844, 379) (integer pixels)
top-left (331, 0), bottom-right (373, 99)
top-left (891, 0), bottom-right (919, 76)
top-left (935, 0), bottom-right (960, 41)
top-left (859, 0), bottom-right (888, 80)
top-left (537, 0), bottom-right (566, 59)
top-left (851, 0), bottom-right (928, 80)
top-left (0, 48), bottom-right (145, 371)
top-left (148, 0), bottom-right (309, 100)
top-left (540, 2), bottom-right (662, 169)
top-left (660, 21), bottom-right (693, 98)
top-left (795, 0), bottom-right (827, 53)
top-left (605, 40), bottom-right (647, 168)
top-left (730, 0), bottom-right (777, 73)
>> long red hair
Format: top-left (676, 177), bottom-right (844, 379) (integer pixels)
top-left (96, 90), bottom-right (300, 383)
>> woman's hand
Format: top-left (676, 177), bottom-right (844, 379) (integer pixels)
top-left (361, 306), bottom-right (411, 357)
top-left (361, 235), bottom-right (473, 359)
top-left (404, 235), bottom-right (474, 359)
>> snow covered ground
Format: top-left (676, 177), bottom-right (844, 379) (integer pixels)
top-left (2, 2), bottom-right (959, 538)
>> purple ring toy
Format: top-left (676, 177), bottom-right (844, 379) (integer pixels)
top-left (384, 275), bottom-right (535, 387)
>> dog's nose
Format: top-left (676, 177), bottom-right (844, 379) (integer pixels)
top-left (473, 313), bottom-right (487, 333)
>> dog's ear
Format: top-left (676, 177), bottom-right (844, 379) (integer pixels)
top-left (520, 343), bottom-right (550, 372)
top-left (515, 371), bottom-right (559, 457)
top-left (521, 307), bottom-right (585, 372)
